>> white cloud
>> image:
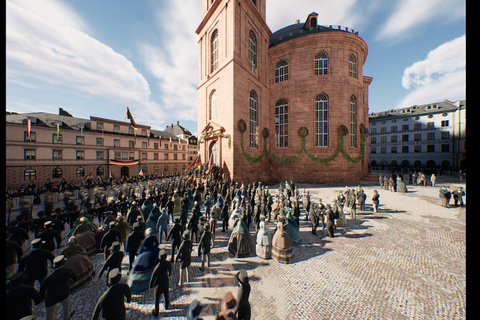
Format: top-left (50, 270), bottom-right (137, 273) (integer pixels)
top-left (377, 0), bottom-right (466, 41)
top-left (6, 0), bottom-right (161, 123)
top-left (140, 0), bottom-right (201, 123)
top-left (398, 35), bottom-right (465, 108)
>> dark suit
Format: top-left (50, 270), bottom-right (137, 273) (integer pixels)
top-left (149, 258), bottom-right (172, 315)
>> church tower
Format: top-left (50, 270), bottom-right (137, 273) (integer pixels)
top-left (196, 0), bottom-right (271, 182)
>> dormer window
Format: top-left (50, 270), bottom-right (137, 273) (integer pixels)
top-left (304, 12), bottom-right (318, 30)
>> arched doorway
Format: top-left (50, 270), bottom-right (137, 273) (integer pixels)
top-left (121, 166), bottom-right (129, 179)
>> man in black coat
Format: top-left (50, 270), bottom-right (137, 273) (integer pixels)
top-left (176, 230), bottom-right (193, 287)
top-left (187, 210), bottom-right (200, 243)
top-left (100, 221), bottom-right (122, 259)
top-left (98, 242), bottom-right (124, 284)
top-left (167, 218), bottom-right (183, 262)
top-left (308, 203), bottom-right (318, 235)
top-left (18, 238), bottom-right (55, 287)
top-left (221, 202), bottom-right (230, 232)
top-left (126, 222), bottom-right (145, 271)
top-left (93, 268), bottom-right (132, 320)
top-left (325, 204), bottom-right (335, 238)
top-left (198, 222), bottom-right (212, 271)
top-left (6, 232), bottom-right (23, 274)
top-left (233, 269), bottom-right (251, 320)
top-left (6, 272), bottom-right (42, 320)
top-left (149, 250), bottom-right (172, 317)
top-left (40, 255), bottom-right (77, 320)
top-left (38, 221), bottom-right (62, 253)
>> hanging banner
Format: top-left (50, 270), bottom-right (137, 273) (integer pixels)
top-left (109, 159), bottom-right (139, 166)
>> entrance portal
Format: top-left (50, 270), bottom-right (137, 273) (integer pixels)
top-left (121, 166), bottom-right (129, 179)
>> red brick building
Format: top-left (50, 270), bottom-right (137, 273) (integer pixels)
top-left (197, 0), bottom-right (374, 183)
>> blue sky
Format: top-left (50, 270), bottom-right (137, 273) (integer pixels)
top-left (6, 0), bottom-right (466, 136)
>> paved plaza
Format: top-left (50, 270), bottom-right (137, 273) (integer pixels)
top-left (24, 172), bottom-right (466, 319)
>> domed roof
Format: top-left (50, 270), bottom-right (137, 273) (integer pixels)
top-left (269, 17), bottom-right (357, 48)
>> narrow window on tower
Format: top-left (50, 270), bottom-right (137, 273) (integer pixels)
top-left (314, 52), bottom-right (328, 75)
top-left (210, 90), bottom-right (217, 119)
top-left (275, 99), bottom-right (289, 148)
top-left (349, 54), bottom-right (357, 78)
top-left (211, 29), bottom-right (219, 72)
top-left (275, 60), bottom-right (289, 83)
top-left (248, 31), bottom-right (257, 72)
top-left (315, 94), bottom-right (328, 147)
top-left (350, 96), bottom-right (357, 147)
top-left (249, 90), bottom-right (258, 148)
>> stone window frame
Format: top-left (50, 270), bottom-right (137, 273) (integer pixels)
top-left (275, 60), bottom-right (289, 83)
top-left (349, 54), bottom-right (357, 78)
top-left (210, 89), bottom-right (218, 120)
top-left (275, 98), bottom-right (289, 148)
top-left (315, 93), bottom-right (329, 147)
top-left (314, 51), bottom-right (328, 75)
top-left (249, 90), bottom-right (258, 148)
top-left (211, 29), bottom-right (219, 72)
top-left (248, 31), bottom-right (257, 72)
top-left (349, 96), bottom-right (357, 147)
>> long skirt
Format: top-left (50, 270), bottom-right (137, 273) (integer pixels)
top-left (256, 243), bottom-right (272, 259)
top-left (128, 266), bottom-right (155, 293)
top-left (271, 232), bottom-right (293, 264)
top-left (228, 232), bottom-right (252, 257)
top-left (64, 255), bottom-right (96, 293)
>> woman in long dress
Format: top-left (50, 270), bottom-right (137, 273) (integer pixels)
top-left (271, 214), bottom-right (294, 263)
top-left (256, 216), bottom-right (272, 259)
top-left (228, 218), bottom-right (252, 257)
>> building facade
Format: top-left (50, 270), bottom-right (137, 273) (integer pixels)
top-left (368, 100), bottom-right (466, 170)
top-left (5, 109), bottom-right (197, 189)
top-left (196, 0), bottom-right (373, 183)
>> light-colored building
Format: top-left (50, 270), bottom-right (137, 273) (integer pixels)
top-left (5, 108), bottom-right (197, 189)
top-left (368, 100), bottom-right (466, 170)
top-left (196, 0), bottom-right (374, 183)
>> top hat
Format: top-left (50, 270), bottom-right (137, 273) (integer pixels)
top-left (31, 238), bottom-right (45, 248)
top-left (107, 268), bottom-right (121, 286)
top-left (237, 269), bottom-right (248, 284)
top-left (53, 255), bottom-right (67, 268)
top-left (220, 291), bottom-right (236, 311)
top-left (186, 299), bottom-right (203, 319)
top-left (110, 241), bottom-right (122, 252)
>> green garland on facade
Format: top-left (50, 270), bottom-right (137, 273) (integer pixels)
top-left (238, 119), bottom-right (367, 164)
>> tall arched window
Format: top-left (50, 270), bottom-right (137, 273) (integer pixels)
top-left (248, 31), bottom-right (257, 72)
top-left (249, 90), bottom-right (258, 148)
top-left (315, 52), bottom-right (328, 75)
top-left (349, 54), bottom-right (357, 78)
top-left (53, 168), bottom-right (62, 179)
top-left (210, 90), bottom-right (217, 119)
top-left (275, 99), bottom-right (289, 148)
top-left (350, 96), bottom-right (357, 147)
top-left (315, 94), bottom-right (328, 147)
top-left (211, 29), bottom-right (219, 72)
top-left (275, 60), bottom-right (289, 82)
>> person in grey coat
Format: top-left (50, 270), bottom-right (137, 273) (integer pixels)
top-left (325, 204), bottom-right (335, 238)
top-left (156, 208), bottom-right (169, 243)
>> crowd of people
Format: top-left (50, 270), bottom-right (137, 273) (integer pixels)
top-left (6, 164), bottom-right (465, 319)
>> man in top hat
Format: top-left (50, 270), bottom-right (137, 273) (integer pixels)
top-left (100, 221), bottom-right (122, 259)
top-left (176, 230), bottom-right (193, 287)
top-left (186, 299), bottom-right (204, 320)
top-left (156, 208), bottom-right (169, 243)
top-left (6, 272), bottom-right (42, 320)
top-left (233, 269), bottom-right (251, 320)
top-left (198, 222), bottom-right (212, 271)
top-left (325, 204), bottom-right (335, 238)
top-left (217, 291), bottom-right (238, 320)
top-left (167, 218), bottom-right (184, 263)
top-left (37, 221), bottom-right (62, 253)
top-left (92, 268), bottom-right (132, 320)
top-left (18, 238), bottom-right (55, 287)
top-left (40, 255), bottom-right (77, 320)
top-left (149, 249), bottom-right (172, 317)
top-left (126, 222), bottom-right (145, 271)
top-left (98, 242), bottom-right (124, 284)
top-left (187, 208), bottom-right (200, 243)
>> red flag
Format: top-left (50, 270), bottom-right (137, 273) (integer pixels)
top-left (27, 119), bottom-right (31, 138)
top-left (126, 107), bottom-right (138, 129)
top-left (205, 154), bottom-right (214, 174)
top-left (56, 122), bottom-right (60, 138)
top-left (186, 154), bottom-right (201, 172)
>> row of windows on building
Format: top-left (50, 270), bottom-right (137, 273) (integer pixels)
top-left (274, 53), bottom-right (357, 82)
top-left (370, 131), bottom-right (451, 144)
top-left (23, 149), bottom-right (188, 161)
top-left (24, 132), bottom-right (187, 150)
top-left (370, 144), bottom-right (451, 154)
top-left (23, 164), bottom-right (187, 181)
top-left (369, 121), bottom-right (450, 134)
top-left (210, 29), bottom-right (358, 80)
top-left (209, 90), bottom-right (358, 149)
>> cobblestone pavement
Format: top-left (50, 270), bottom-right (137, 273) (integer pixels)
top-left (28, 173), bottom-right (466, 319)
